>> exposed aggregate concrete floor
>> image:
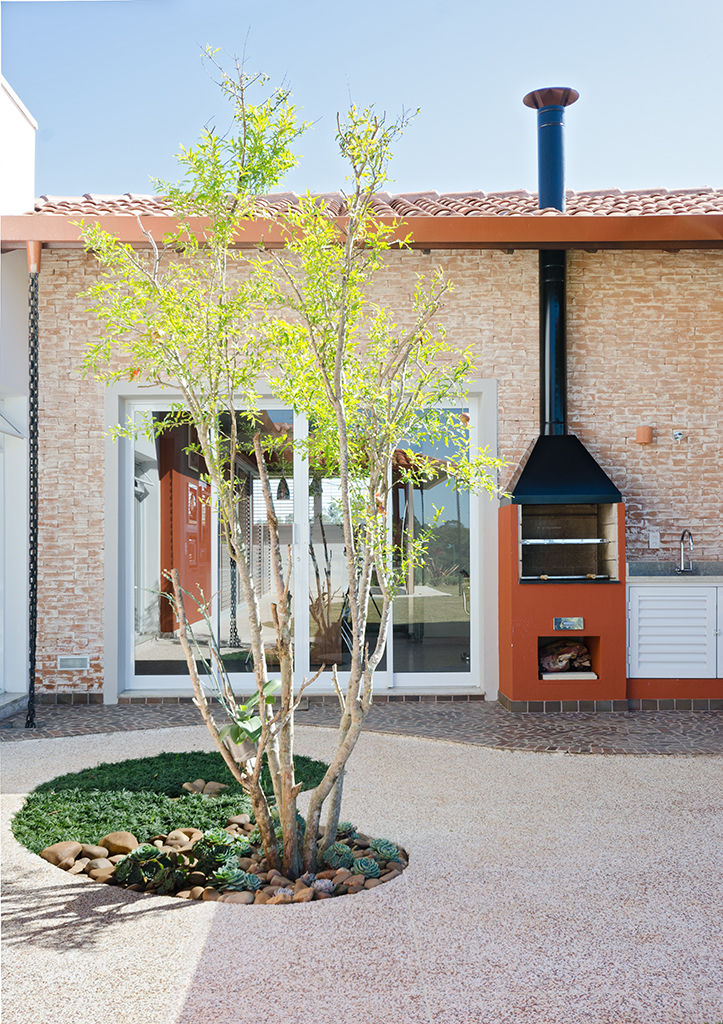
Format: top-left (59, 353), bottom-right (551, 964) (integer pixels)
top-left (1, 724), bottom-right (721, 1024)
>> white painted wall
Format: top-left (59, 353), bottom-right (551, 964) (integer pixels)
top-left (1, 249), bottom-right (29, 397)
top-left (0, 77), bottom-right (37, 215)
top-left (0, 398), bottom-right (28, 695)
top-left (0, 79), bottom-right (35, 697)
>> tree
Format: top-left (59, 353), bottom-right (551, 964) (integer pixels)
top-left (81, 57), bottom-right (502, 878)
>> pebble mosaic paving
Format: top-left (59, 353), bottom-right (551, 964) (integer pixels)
top-left (1, 699), bottom-right (721, 755)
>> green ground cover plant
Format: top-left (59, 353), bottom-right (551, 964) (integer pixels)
top-left (12, 751), bottom-right (326, 854)
top-left (31, 750), bottom-right (326, 798)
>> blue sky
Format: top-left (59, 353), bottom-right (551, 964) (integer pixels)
top-left (2, 0), bottom-right (722, 199)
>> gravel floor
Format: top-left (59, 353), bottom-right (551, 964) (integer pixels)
top-left (2, 725), bottom-right (722, 1024)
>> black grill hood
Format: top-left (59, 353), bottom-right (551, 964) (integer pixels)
top-left (511, 435), bottom-right (622, 505)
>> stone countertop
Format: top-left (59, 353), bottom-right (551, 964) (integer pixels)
top-left (627, 575), bottom-right (723, 585)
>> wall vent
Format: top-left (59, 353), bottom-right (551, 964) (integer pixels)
top-left (57, 655), bottom-right (90, 671)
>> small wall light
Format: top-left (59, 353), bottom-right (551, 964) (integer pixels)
top-left (672, 429), bottom-right (685, 444)
top-left (634, 425), bottom-right (654, 445)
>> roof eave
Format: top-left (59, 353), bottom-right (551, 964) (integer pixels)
top-left (2, 213), bottom-right (722, 251)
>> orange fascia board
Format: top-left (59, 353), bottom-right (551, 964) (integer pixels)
top-left (2, 212), bottom-right (723, 250)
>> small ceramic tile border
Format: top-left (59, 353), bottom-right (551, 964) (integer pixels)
top-left (36, 692), bottom-right (104, 705)
top-left (114, 693), bottom-right (487, 706)
top-left (34, 691), bottom-right (722, 712)
top-left (498, 692), bottom-right (722, 713)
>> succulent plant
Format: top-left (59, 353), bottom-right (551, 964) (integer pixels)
top-left (335, 821), bottom-right (357, 839)
top-left (300, 871), bottom-right (316, 886)
top-left (321, 841), bottom-right (354, 870)
top-left (369, 838), bottom-right (399, 859)
top-left (192, 828), bottom-right (249, 875)
top-left (312, 878), bottom-right (335, 895)
top-left (115, 845), bottom-right (189, 893)
top-left (351, 857), bottom-right (380, 879)
top-left (211, 862), bottom-right (262, 892)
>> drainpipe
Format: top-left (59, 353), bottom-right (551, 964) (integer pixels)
top-left (523, 87), bottom-right (579, 437)
top-left (25, 240), bottom-right (41, 729)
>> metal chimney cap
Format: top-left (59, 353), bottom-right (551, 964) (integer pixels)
top-left (523, 87), bottom-right (579, 110)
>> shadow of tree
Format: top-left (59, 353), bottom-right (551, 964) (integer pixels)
top-left (1, 875), bottom-right (192, 953)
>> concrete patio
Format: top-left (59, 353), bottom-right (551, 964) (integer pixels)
top-left (2, 723), bottom-right (721, 1024)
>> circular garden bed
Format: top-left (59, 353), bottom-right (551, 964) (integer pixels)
top-left (11, 750), bottom-right (408, 904)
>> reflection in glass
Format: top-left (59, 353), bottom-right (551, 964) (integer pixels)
top-left (308, 474), bottom-right (385, 671)
top-left (392, 410), bottom-right (471, 674)
top-left (133, 410), bottom-right (293, 675)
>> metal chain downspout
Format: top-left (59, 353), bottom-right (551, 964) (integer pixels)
top-left (25, 241), bottom-right (41, 729)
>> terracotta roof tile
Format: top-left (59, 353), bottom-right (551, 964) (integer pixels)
top-left (31, 187), bottom-right (723, 219)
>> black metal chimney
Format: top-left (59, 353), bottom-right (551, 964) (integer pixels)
top-left (523, 86), bottom-right (579, 435)
top-left (512, 87), bottom-right (622, 505)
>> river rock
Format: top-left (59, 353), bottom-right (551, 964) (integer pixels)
top-left (40, 841), bottom-right (83, 866)
top-left (86, 857), bottom-right (114, 872)
top-left (381, 869), bottom-right (401, 882)
top-left (203, 781), bottom-right (229, 796)
top-left (81, 844), bottom-right (109, 860)
top-left (189, 886), bottom-right (205, 899)
top-left (109, 855), bottom-right (126, 865)
top-left (201, 887), bottom-right (220, 901)
top-left (68, 858), bottom-right (90, 875)
top-left (98, 831), bottom-right (139, 855)
top-left (221, 891), bottom-right (254, 904)
top-left (179, 827), bottom-right (203, 842)
top-left (364, 878), bottom-right (382, 889)
top-left (226, 814), bottom-right (251, 826)
top-left (238, 857), bottom-right (255, 871)
top-left (253, 891), bottom-right (270, 905)
top-left (186, 871), bottom-right (207, 887)
top-left (292, 886), bottom-right (314, 903)
top-left (89, 867), bottom-right (116, 882)
top-left (267, 892), bottom-right (293, 905)
top-left (176, 890), bottom-right (193, 899)
top-left (57, 856), bottom-right (79, 871)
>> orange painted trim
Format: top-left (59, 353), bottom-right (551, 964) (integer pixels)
top-left (498, 504), bottom-right (628, 702)
top-left (627, 678), bottom-right (723, 700)
top-left (2, 212), bottom-right (722, 250)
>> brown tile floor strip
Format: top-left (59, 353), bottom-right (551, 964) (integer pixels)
top-left (1, 700), bottom-right (720, 755)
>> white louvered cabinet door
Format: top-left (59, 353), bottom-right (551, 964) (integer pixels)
top-left (628, 586), bottom-right (718, 678)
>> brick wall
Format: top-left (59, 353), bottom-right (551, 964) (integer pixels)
top-left (37, 251), bottom-right (106, 693)
top-left (34, 246), bottom-right (722, 692)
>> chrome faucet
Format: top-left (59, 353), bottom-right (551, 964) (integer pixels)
top-left (676, 529), bottom-right (694, 573)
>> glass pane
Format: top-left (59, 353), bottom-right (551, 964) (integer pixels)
top-left (308, 473), bottom-right (386, 672)
top-left (392, 410), bottom-right (471, 674)
top-left (134, 414), bottom-right (213, 674)
top-left (218, 410), bottom-right (294, 673)
top-left (133, 409), bottom-right (293, 676)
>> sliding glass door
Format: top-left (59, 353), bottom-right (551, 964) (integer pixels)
top-left (129, 402), bottom-right (478, 691)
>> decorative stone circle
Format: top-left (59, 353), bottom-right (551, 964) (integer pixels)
top-left (38, 810), bottom-right (408, 904)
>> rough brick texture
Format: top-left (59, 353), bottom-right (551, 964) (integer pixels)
top-left (35, 247), bottom-right (722, 692)
top-left (37, 252), bottom-right (106, 693)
